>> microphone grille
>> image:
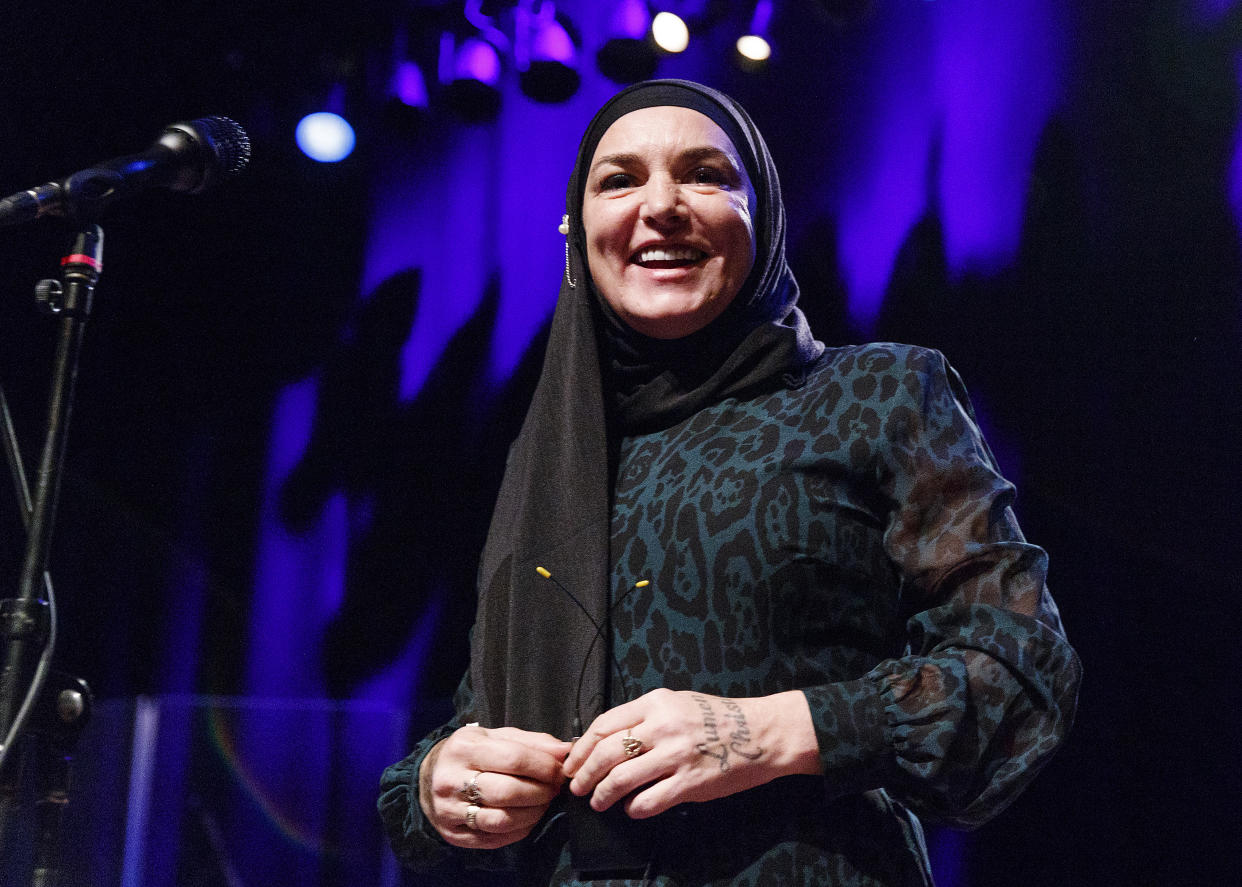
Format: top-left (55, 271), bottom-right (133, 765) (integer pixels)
top-left (193, 116), bottom-right (252, 178)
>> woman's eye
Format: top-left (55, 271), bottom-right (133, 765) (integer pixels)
top-left (600, 173), bottom-right (633, 191)
top-left (691, 167), bottom-right (726, 185)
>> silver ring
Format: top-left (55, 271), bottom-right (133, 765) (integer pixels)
top-left (622, 730), bottom-right (645, 758)
top-left (459, 773), bottom-right (484, 805)
top-left (465, 803), bottom-right (480, 830)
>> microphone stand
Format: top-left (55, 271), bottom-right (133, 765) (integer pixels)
top-left (0, 224), bottom-right (100, 887)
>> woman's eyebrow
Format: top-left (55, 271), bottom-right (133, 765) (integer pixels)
top-left (590, 151), bottom-right (643, 174)
top-left (591, 145), bottom-right (739, 175)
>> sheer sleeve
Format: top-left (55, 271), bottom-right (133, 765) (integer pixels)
top-left (801, 348), bottom-right (1081, 829)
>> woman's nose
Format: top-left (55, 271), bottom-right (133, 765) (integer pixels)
top-left (641, 178), bottom-right (685, 226)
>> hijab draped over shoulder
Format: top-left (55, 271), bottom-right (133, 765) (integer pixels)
top-left (470, 80), bottom-right (823, 737)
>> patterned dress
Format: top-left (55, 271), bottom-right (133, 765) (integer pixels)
top-left (379, 343), bottom-right (1081, 886)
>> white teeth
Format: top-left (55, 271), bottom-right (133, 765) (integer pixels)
top-left (635, 246), bottom-right (705, 263)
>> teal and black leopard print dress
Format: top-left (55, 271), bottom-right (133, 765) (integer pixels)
top-left (379, 80), bottom-right (1080, 886)
top-left (379, 343), bottom-right (1081, 886)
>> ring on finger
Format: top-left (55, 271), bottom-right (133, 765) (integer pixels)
top-left (622, 729), bottom-right (645, 758)
top-left (458, 772), bottom-right (485, 805)
top-left (465, 803), bottom-right (481, 830)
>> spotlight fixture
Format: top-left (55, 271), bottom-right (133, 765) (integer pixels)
top-left (651, 10), bottom-right (690, 54)
top-left (392, 60), bottom-right (429, 109)
top-left (296, 112), bottom-right (356, 163)
top-left (515, 1), bottom-right (581, 103)
top-left (735, 0), bottom-right (773, 70)
top-left (440, 32), bottom-right (503, 122)
top-left (296, 83), bottom-right (356, 162)
top-left (382, 55), bottom-right (429, 137)
top-left (596, 0), bottom-right (658, 84)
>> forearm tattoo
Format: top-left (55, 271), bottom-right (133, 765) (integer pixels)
top-left (691, 694), bottom-right (764, 771)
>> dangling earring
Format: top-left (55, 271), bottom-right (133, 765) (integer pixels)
top-left (560, 213), bottom-right (577, 289)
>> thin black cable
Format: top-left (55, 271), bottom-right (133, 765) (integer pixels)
top-left (535, 568), bottom-right (660, 885)
top-left (534, 567), bottom-right (647, 734)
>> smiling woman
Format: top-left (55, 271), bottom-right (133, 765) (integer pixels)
top-left (379, 79), bottom-right (1080, 887)
top-left (582, 106), bottom-right (757, 339)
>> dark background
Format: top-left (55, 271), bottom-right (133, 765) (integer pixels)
top-left (0, 1), bottom-right (1239, 884)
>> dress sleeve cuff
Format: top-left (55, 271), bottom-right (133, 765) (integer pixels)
top-left (799, 678), bottom-right (891, 796)
top-left (377, 731), bottom-right (456, 868)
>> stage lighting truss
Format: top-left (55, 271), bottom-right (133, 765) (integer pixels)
top-left (376, 0), bottom-right (817, 128)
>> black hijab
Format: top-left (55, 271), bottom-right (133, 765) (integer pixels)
top-left (469, 80), bottom-right (822, 737)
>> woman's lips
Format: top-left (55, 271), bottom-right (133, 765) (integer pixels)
top-left (630, 246), bottom-right (708, 268)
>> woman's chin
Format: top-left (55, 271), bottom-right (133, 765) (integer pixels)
top-left (619, 300), bottom-right (729, 340)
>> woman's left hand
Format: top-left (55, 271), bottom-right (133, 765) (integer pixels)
top-left (562, 688), bottom-right (821, 819)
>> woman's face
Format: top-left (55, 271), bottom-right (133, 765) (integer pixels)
top-left (581, 106), bottom-right (757, 339)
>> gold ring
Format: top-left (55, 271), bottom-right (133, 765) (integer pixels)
top-left (465, 803), bottom-right (480, 830)
top-left (622, 730), bottom-right (644, 758)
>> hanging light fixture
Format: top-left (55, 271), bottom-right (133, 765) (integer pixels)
top-left (296, 83), bottom-right (356, 163)
top-left (515, 1), bottom-right (581, 103)
top-left (650, 10), bottom-right (690, 54)
top-left (597, 0), bottom-right (658, 84)
top-left (437, 0), bottom-right (509, 122)
top-left (439, 32), bottom-right (503, 122)
top-left (735, 0), bottom-right (774, 70)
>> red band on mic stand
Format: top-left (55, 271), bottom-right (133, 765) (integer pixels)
top-left (60, 253), bottom-right (102, 270)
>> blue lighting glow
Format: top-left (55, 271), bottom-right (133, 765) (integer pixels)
top-left (531, 15), bottom-right (577, 65)
top-left (1194, 0), bottom-right (1241, 22)
top-left (455, 37), bottom-right (503, 85)
top-left (295, 112), bottom-right (356, 163)
top-left (832, 0), bottom-right (1066, 331)
top-left (393, 60), bottom-right (428, 108)
top-left (611, 0), bottom-right (650, 39)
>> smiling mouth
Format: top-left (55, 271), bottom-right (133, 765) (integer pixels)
top-left (631, 246), bottom-right (708, 269)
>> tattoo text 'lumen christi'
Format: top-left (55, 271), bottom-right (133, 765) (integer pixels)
top-left (691, 694), bottom-right (763, 771)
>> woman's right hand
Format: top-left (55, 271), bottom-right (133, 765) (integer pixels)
top-left (419, 723), bottom-right (571, 849)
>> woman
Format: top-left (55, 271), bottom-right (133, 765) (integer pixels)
top-left (379, 79), bottom-right (1081, 886)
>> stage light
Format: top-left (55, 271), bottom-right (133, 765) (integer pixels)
top-left (296, 111), bottom-right (356, 163)
top-left (516, 2), bottom-right (581, 103)
top-left (597, 0), bottom-right (658, 83)
top-left (651, 11), bottom-right (690, 54)
top-left (736, 35), bottom-right (771, 62)
top-left (440, 32), bottom-right (503, 122)
top-left (392, 60), bottom-right (428, 109)
top-left (736, 0), bottom-right (774, 68)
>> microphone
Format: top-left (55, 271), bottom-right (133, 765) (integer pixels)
top-left (0, 116), bottom-right (251, 228)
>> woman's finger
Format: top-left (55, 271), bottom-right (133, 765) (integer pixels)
top-left (462, 730), bottom-right (571, 785)
top-left (448, 769), bottom-right (564, 809)
top-left (455, 799), bottom-right (549, 836)
top-left (439, 803), bottom-right (548, 850)
top-left (567, 724), bottom-right (657, 798)
top-left (581, 741), bottom-right (673, 811)
top-left (563, 690), bottom-right (669, 777)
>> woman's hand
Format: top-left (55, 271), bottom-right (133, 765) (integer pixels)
top-left (562, 688), bottom-right (821, 819)
top-left (420, 724), bottom-right (571, 849)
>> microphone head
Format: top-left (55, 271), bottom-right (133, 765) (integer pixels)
top-left (190, 115), bottom-right (252, 178)
top-left (159, 116), bottom-right (252, 193)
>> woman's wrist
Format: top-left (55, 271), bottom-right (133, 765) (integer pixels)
top-left (418, 738), bottom-right (446, 823)
top-left (752, 690), bottom-right (822, 778)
